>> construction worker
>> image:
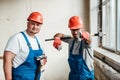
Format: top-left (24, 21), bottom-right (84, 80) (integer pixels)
top-left (53, 16), bottom-right (94, 80)
top-left (3, 12), bottom-right (47, 80)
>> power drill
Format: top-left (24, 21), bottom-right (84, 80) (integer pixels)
top-left (36, 54), bottom-right (47, 66)
top-left (35, 54), bottom-right (47, 80)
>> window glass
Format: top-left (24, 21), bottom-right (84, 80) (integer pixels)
top-left (102, 0), bottom-right (116, 50)
top-left (117, 0), bottom-right (120, 51)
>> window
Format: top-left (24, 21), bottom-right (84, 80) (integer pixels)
top-left (102, 0), bottom-right (116, 50)
top-left (117, 0), bottom-right (120, 51)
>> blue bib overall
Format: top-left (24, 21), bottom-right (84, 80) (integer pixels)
top-left (12, 32), bottom-right (43, 80)
top-left (68, 40), bottom-right (94, 80)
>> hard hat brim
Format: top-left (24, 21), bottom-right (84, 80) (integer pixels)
top-left (69, 25), bottom-right (82, 30)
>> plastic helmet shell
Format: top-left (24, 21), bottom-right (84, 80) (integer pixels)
top-left (68, 16), bottom-right (84, 29)
top-left (27, 12), bottom-right (43, 24)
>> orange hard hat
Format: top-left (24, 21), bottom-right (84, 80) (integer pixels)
top-left (27, 12), bottom-right (43, 24)
top-left (68, 16), bottom-right (84, 29)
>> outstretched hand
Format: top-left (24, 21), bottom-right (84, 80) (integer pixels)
top-left (81, 31), bottom-right (91, 44)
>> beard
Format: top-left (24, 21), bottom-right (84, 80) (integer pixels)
top-left (30, 29), bottom-right (40, 34)
top-left (73, 34), bottom-right (79, 39)
top-left (27, 29), bottom-right (39, 36)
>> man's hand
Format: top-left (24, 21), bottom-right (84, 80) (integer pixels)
top-left (54, 33), bottom-right (64, 38)
top-left (82, 31), bottom-right (91, 44)
top-left (53, 37), bottom-right (62, 50)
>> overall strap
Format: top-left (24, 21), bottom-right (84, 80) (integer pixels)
top-left (70, 39), bottom-right (75, 53)
top-left (35, 36), bottom-right (41, 49)
top-left (21, 32), bottom-right (32, 49)
top-left (79, 40), bottom-right (83, 55)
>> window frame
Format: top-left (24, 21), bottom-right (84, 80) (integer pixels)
top-left (99, 0), bottom-right (120, 54)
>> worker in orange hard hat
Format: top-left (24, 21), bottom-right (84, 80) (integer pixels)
top-left (3, 12), bottom-right (47, 80)
top-left (53, 16), bottom-right (94, 80)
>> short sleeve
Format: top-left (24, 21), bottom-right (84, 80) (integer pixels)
top-left (4, 34), bottom-right (20, 55)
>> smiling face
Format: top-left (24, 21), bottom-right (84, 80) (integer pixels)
top-left (26, 20), bottom-right (42, 37)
